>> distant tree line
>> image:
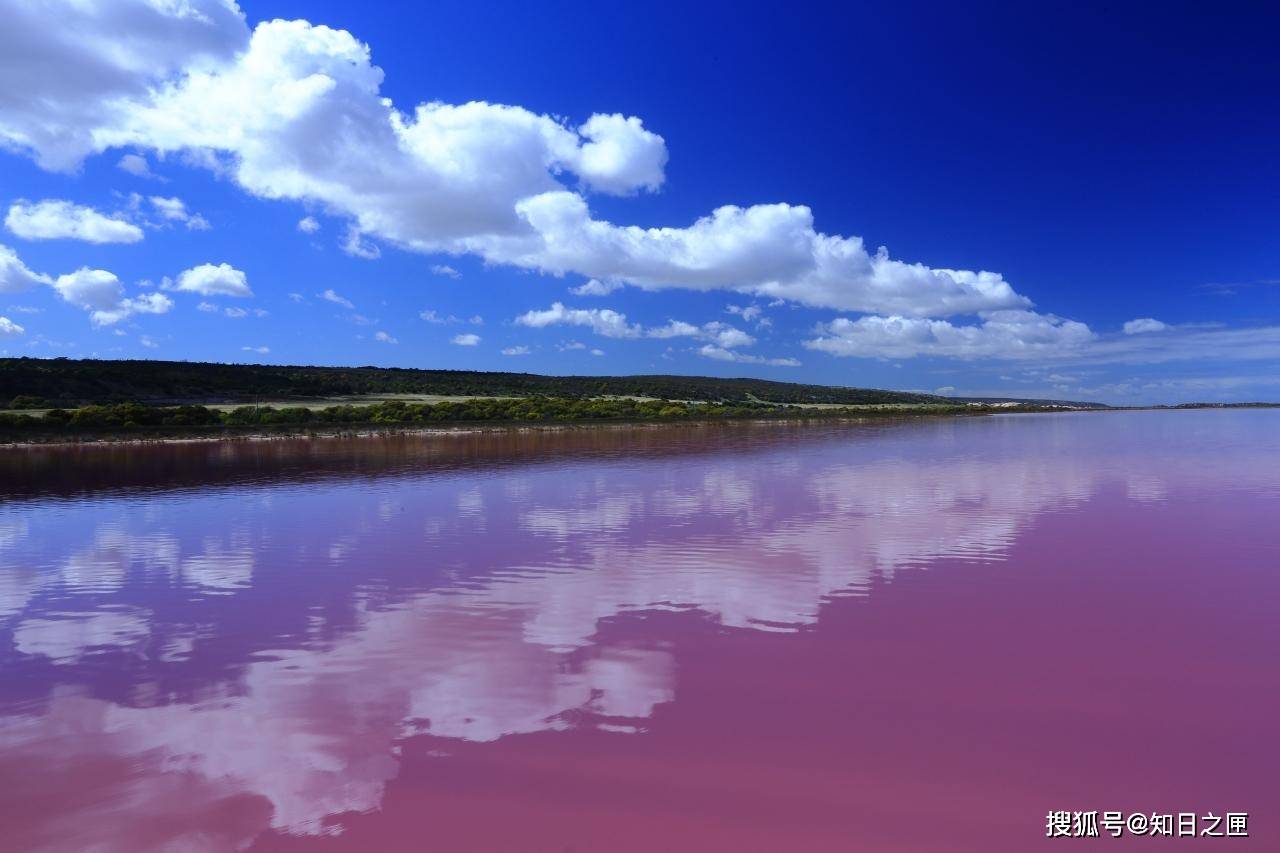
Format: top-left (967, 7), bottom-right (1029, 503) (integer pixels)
top-left (0, 357), bottom-right (946, 407)
top-left (0, 398), bottom-right (1001, 436)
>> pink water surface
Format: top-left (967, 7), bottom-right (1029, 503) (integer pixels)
top-left (1, 411), bottom-right (1277, 851)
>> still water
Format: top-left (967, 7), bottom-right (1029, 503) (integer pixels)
top-left (1, 411), bottom-right (1277, 851)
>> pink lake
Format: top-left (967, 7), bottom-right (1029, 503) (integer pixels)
top-left (1, 410), bottom-right (1277, 851)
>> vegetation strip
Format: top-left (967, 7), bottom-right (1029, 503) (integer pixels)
top-left (0, 398), bottom-right (1057, 443)
top-left (0, 358), bottom-right (1102, 409)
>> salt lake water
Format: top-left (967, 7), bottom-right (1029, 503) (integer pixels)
top-left (1, 410), bottom-right (1277, 851)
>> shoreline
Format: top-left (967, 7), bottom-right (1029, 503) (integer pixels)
top-left (0, 408), bottom-right (1015, 449)
top-left (4, 403), bottom-right (1273, 449)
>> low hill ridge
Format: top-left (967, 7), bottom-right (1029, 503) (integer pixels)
top-left (0, 357), bottom-right (1107, 408)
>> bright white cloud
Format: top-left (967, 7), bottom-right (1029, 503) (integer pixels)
top-left (297, 216), bottom-right (320, 234)
top-left (52, 268), bottom-right (173, 326)
top-left (11, 2), bottom-right (1264, 379)
top-left (501, 345), bottom-right (530, 356)
top-left (727, 303), bottom-right (763, 322)
top-left (51, 268), bottom-right (126, 312)
top-left (1123, 317), bottom-right (1168, 334)
top-left (712, 326), bottom-right (755, 348)
top-left (3, 243), bottom-right (169, 326)
top-left (498, 193), bottom-right (1028, 316)
top-left (0, 316), bottom-right (23, 336)
top-left (570, 278), bottom-right (621, 297)
top-left (649, 319), bottom-right (755, 348)
top-left (451, 333), bottom-right (480, 346)
top-left (149, 195), bottom-right (210, 230)
top-left (4, 242), bottom-right (172, 327)
top-left (645, 320), bottom-right (700, 339)
top-left (805, 313), bottom-right (1280, 367)
top-left (517, 303), bottom-right (757, 352)
top-left (0, 0), bottom-right (248, 171)
top-left (374, 330), bottom-right (397, 344)
top-left (5, 200), bottom-right (143, 244)
top-left (805, 311), bottom-right (1096, 360)
top-left (320, 288), bottom-right (354, 309)
top-left (112, 293), bottom-right (173, 324)
top-left (171, 262), bottom-right (251, 297)
top-left (573, 113), bottom-right (667, 195)
top-left (699, 345), bottom-right (800, 367)
top-left (0, 244), bottom-right (52, 293)
top-left (516, 302), bottom-right (642, 339)
top-left (0, 3), bottom-right (1032, 320)
top-left (150, 196), bottom-right (187, 220)
top-left (702, 322), bottom-right (754, 349)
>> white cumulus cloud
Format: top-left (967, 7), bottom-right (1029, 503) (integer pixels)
top-left (699, 345), bottom-right (800, 367)
top-left (1123, 317), bottom-right (1168, 334)
top-left (572, 114), bottom-right (667, 195)
top-left (0, 316), bottom-right (23, 336)
top-left (516, 302), bottom-right (642, 339)
top-left (3, 242), bottom-right (171, 326)
top-left (0, 244), bottom-right (52, 293)
top-left (517, 302), bottom-right (757, 351)
top-left (652, 320), bottom-right (754, 349)
top-left (501, 345), bottom-right (530, 356)
top-left (52, 267), bottom-right (173, 326)
top-left (5, 200), bottom-right (143, 244)
top-left (149, 196), bottom-right (210, 230)
top-left (805, 311), bottom-right (1096, 360)
top-left (569, 278), bottom-right (621, 297)
top-left (0, 2), bottom-right (1034, 320)
top-left (451, 333), bottom-right (480, 346)
top-left (171, 262), bottom-right (251, 297)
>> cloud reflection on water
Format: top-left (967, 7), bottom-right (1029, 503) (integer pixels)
top-left (0, 412), bottom-right (1277, 849)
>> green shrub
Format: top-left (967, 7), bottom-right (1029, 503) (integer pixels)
top-left (7, 395), bottom-right (50, 409)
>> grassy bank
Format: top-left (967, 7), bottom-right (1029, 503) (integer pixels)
top-left (0, 397), bottom-right (1061, 444)
top-left (0, 357), bottom-right (949, 407)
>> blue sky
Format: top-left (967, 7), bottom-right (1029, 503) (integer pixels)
top-left (1, 0), bottom-right (1277, 404)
